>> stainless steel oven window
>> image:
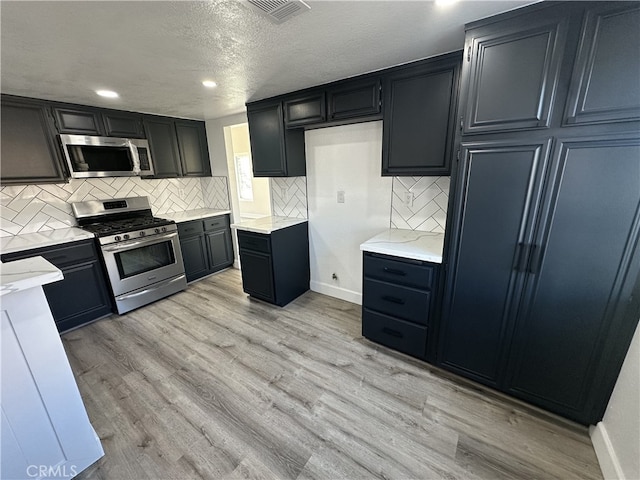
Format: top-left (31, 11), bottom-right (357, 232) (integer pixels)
top-left (113, 240), bottom-right (176, 279)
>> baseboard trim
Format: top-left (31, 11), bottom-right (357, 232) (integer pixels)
top-left (590, 422), bottom-right (625, 479)
top-left (310, 280), bottom-right (361, 305)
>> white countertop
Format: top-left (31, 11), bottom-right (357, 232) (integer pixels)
top-left (0, 256), bottom-right (64, 296)
top-left (360, 229), bottom-right (445, 263)
top-left (231, 216), bottom-right (308, 234)
top-left (0, 228), bottom-right (96, 256)
top-left (158, 209), bottom-right (232, 223)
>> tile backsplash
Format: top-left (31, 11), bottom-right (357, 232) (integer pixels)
top-left (391, 176), bottom-right (449, 233)
top-left (270, 177), bottom-right (308, 219)
top-left (0, 176), bottom-right (230, 237)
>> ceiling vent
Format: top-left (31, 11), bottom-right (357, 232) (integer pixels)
top-left (246, 0), bottom-right (311, 24)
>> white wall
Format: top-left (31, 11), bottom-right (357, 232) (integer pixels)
top-left (591, 321), bottom-right (640, 480)
top-left (205, 112), bottom-right (248, 177)
top-left (306, 121), bottom-right (392, 304)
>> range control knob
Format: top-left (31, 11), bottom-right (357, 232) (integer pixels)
top-left (139, 231), bottom-right (146, 237)
top-left (114, 235), bottom-right (121, 242)
top-left (123, 234), bottom-right (130, 240)
top-left (154, 228), bottom-right (160, 234)
top-left (161, 226), bottom-right (167, 233)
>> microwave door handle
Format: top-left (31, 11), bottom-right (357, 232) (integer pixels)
top-left (129, 140), bottom-right (141, 174)
top-left (101, 231), bottom-right (178, 253)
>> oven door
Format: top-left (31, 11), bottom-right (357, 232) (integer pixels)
top-left (100, 231), bottom-right (185, 297)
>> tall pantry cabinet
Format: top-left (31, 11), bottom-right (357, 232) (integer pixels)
top-left (439, 1), bottom-right (640, 425)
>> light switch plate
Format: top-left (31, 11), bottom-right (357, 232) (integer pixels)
top-left (337, 190), bottom-right (345, 203)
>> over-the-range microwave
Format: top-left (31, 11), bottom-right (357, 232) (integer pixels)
top-left (59, 134), bottom-right (154, 178)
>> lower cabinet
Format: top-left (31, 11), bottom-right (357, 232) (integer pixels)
top-left (361, 252), bottom-right (440, 361)
top-left (236, 222), bottom-right (309, 307)
top-left (177, 215), bottom-right (233, 282)
top-left (1, 240), bottom-right (113, 332)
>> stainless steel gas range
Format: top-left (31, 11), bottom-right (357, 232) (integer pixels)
top-left (72, 196), bottom-right (187, 314)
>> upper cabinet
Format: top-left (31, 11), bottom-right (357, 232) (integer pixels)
top-left (284, 92), bottom-right (326, 128)
top-left (143, 116), bottom-right (211, 178)
top-left (462, 8), bottom-right (569, 134)
top-left (1, 96), bottom-right (67, 185)
top-left (327, 78), bottom-right (381, 122)
top-left (247, 100), bottom-right (306, 177)
top-left (564, 2), bottom-right (640, 126)
top-left (52, 106), bottom-right (145, 138)
top-left (382, 53), bottom-right (461, 176)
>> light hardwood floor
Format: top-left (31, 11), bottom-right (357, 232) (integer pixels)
top-left (63, 268), bottom-right (603, 480)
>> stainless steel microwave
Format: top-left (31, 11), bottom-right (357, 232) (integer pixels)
top-left (59, 134), bottom-right (154, 178)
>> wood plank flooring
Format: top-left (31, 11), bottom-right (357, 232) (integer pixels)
top-left (63, 269), bottom-right (603, 480)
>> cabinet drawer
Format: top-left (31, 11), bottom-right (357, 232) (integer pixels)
top-left (178, 220), bottom-right (204, 237)
top-left (203, 215), bottom-right (230, 231)
top-left (237, 231), bottom-right (271, 253)
top-left (363, 278), bottom-right (430, 325)
top-left (363, 253), bottom-right (434, 290)
top-left (2, 240), bottom-right (97, 268)
top-left (362, 309), bottom-right (428, 359)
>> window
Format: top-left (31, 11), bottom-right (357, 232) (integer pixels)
top-left (235, 154), bottom-right (254, 201)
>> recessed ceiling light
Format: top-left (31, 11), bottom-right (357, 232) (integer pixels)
top-left (96, 90), bottom-right (119, 98)
top-left (202, 80), bottom-right (218, 88)
top-left (435, 0), bottom-right (457, 6)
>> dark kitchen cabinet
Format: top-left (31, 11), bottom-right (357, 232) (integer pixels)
top-left (382, 52), bottom-right (461, 176)
top-left (440, 1), bottom-right (640, 425)
top-left (1, 240), bottom-right (113, 333)
top-left (175, 120), bottom-right (212, 176)
top-left (327, 78), bottom-right (381, 121)
top-left (53, 106), bottom-right (105, 135)
top-left (362, 252), bottom-right (440, 361)
top-left (462, 7), bottom-right (569, 134)
top-left (143, 117), bottom-right (182, 177)
top-left (246, 100), bottom-right (306, 177)
top-left (284, 92), bottom-right (326, 127)
top-left (103, 111), bottom-right (145, 138)
top-left (177, 215), bottom-right (233, 282)
top-left (563, 2), bottom-right (640, 126)
top-left (0, 95), bottom-right (67, 185)
top-left (236, 222), bottom-right (309, 306)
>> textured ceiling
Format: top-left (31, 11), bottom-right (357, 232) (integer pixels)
top-left (0, 0), bottom-right (535, 120)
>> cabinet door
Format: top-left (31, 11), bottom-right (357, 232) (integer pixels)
top-left (103, 112), bottom-right (145, 138)
top-left (564, 3), bottom-right (640, 125)
top-left (175, 120), bottom-right (211, 176)
top-left (53, 106), bottom-right (104, 135)
top-left (44, 261), bottom-right (112, 332)
top-left (180, 234), bottom-right (209, 282)
top-left (439, 140), bottom-right (551, 385)
top-left (505, 135), bottom-right (640, 422)
top-left (327, 79), bottom-right (381, 121)
top-left (205, 229), bottom-right (233, 272)
top-left (382, 56), bottom-right (460, 176)
top-left (463, 12), bottom-right (568, 133)
top-left (1, 97), bottom-right (67, 184)
top-left (143, 117), bottom-right (182, 177)
top-left (239, 250), bottom-right (275, 301)
top-left (247, 101), bottom-right (287, 176)
top-left (284, 93), bottom-right (326, 127)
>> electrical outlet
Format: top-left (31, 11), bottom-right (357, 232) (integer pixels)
top-left (337, 190), bottom-right (345, 203)
top-left (281, 185), bottom-right (289, 202)
top-left (404, 191), bottom-right (414, 207)
top-left (178, 188), bottom-right (185, 199)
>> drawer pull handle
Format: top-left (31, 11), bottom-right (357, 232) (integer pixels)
top-left (382, 295), bottom-right (405, 305)
top-left (382, 327), bottom-right (403, 338)
top-left (383, 267), bottom-right (406, 276)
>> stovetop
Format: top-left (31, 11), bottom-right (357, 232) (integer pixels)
top-left (80, 216), bottom-right (174, 237)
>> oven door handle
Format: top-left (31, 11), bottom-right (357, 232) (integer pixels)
top-left (101, 231), bottom-right (178, 253)
top-left (116, 274), bottom-right (186, 300)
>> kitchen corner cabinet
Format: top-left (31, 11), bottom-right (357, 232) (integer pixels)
top-left (143, 116), bottom-right (211, 178)
top-left (177, 215), bottom-right (233, 282)
top-left (247, 100), bottom-right (306, 177)
top-left (440, 1), bottom-right (640, 425)
top-left (381, 52), bottom-right (461, 176)
top-left (237, 222), bottom-right (309, 306)
top-left (1, 95), bottom-right (67, 185)
top-left (1, 240), bottom-right (113, 332)
top-left (362, 252), bottom-right (440, 361)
